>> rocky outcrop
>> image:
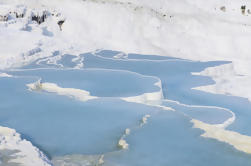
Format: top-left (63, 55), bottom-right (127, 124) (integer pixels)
top-left (31, 11), bottom-right (47, 24)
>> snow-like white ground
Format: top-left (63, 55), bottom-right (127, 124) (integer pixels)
top-left (193, 63), bottom-right (251, 101)
top-left (0, 126), bottom-right (51, 166)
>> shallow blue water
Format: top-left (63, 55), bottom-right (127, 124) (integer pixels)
top-left (0, 76), bottom-right (156, 157)
top-left (80, 53), bottom-right (226, 97)
top-left (104, 111), bottom-right (251, 166)
top-left (1, 50), bottom-right (251, 165)
top-left (9, 68), bottom-right (160, 97)
top-left (96, 50), bottom-right (180, 60)
top-left (77, 52), bottom-right (251, 136)
top-left (162, 100), bottom-right (232, 124)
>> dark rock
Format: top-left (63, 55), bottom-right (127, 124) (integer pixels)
top-left (241, 5), bottom-right (246, 15)
top-left (58, 20), bottom-right (65, 31)
top-left (31, 11), bottom-right (47, 24)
